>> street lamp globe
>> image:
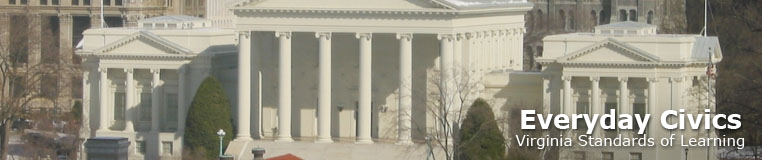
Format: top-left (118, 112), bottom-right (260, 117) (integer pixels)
top-left (217, 129), bottom-right (226, 137)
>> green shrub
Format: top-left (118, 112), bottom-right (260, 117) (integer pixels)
top-left (458, 98), bottom-right (506, 160)
top-left (183, 77), bottom-right (234, 159)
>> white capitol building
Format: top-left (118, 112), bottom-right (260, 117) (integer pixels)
top-left (76, 0), bottom-right (722, 159)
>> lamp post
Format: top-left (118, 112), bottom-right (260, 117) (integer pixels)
top-left (217, 129), bottom-right (226, 157)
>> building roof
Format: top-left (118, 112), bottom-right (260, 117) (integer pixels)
top-left (266, 154), bottom-right (303, 160)
top-left (140, 15), bottom-right (205, 23)
top-left (434, 0), bottom-right (532, 10)
top-left (691, 36), bottom-right (722, 61)
top-left (233, 0), bottom-right (530, 10)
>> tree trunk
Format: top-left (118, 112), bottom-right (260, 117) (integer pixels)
top-left (0, 123), bottom-right (9, 160)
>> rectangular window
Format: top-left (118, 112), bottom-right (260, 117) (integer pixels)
top-left (52, 0), bottom-right (58, 5)
top-left (167, 23), bottom-right (177, 28)
top-left (10, 0), bottom-right (16, 5)
top-left (71, 0), bottom-right (78, 5)
top-left (573, 151), bottom-right (585, 160)
top-left (604, 102), bottom-right (618, 138)
top-left (630, 152), bottom-right (642, 160)
top-left (102, 0), bottom-right (110, 6)
top-left (632, 103), bottom-right (646, 137)
top-left (602, 152), bottom-right (614, 160)
top-left (143, 23), bottom-right (152, 28)
top-left (83, 0), bottom-right (90, 5)
top-left (576, 102), bottom-right (589, 134)
top-left (166, 94), bottom-right (178, 122)
top-left (162, 141), bottom-right (173, 155)
top-left (40, 0), bottom-right (47, 5)
top-left (136, 141), bottom-right (146, 154)
top-left (114, 0), bottom-right (121, 6)
top-left (20, 0), bottom-right (27, 4)
top-left (41, 74), bottom-right (58, 99)
top-left (11, 76), bottom-right (24, 97)
top-left (140, 93), bottom-right (152, 121)
top-left (114, 92), bottom-right (126, 121)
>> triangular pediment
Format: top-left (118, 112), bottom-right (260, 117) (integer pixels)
top-left (557, 38), bottom-right (660, 63)
top-left (94, 30), bottom-right (192, 56)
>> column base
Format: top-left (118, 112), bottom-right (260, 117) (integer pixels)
top-left (355, 138), bottom-right (374, 144)
top-left (234, 136), bottom-right (253, 141)
top-left (315, 137), bottom-right (333, 143)
top-left (395, 140), bottom-right (414, 145)
top-left (275, 137), bottom-right (293, 142)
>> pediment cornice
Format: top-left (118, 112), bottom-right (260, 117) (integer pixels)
top-left (93, 30), bottom-right (193, 55)
top-left (556, 38), bottom-right (660, 63)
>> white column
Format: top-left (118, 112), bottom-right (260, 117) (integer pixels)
top-left (81, 69), bottom-right (91, 137)
top-left (150, 69), bottom-right (162, 132)
top-left (356, 32), bottom-right (373, 144)
top-left (276, 31), bottom-right (293, 142)
top-left (618, 77), bottom-right (629, 137)
top-left (97, 68), bottom-right (109, 132)
top-left (647, 77), bottom-right (657, 135)
top-left (124, 68), bottom-right (135, 132)
top-left (316, 32), bottom-right (333, 143)
top-left (439, 33), bottom-right (457, 144)
top-left (236, 31), bottom-right (253, 140)
top-left (590, 76), bottom-right (601, 137)
top-left (396, 33), bottom-right (414, 145)
top-left (618, 77), bottom-right (629, 113)
top-left (562, 76), bottom-right (572, 115)
top-left (177, 67), bottom-right (187, 133)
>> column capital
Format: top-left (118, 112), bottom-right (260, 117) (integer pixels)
top-left (355, 32), bottom-right (372, 40)
top-left (455, 33), bottom-right (466, 41)
top-left (123, 68), bottom-right (134, 73)
top-left (561, 76), bottom-right (572, 81)
top-left (437, 33), bottom-right (454, 41)
top-left (670, 77), bottom-right (684, 83)
top-left (98, 67), bottom-right (108, 73)
top-left (647, 77), bottom-right (658, 82)
top-left (618, 76), bottom-right (629, 82)
top-left (150, 68), bottom-right (161, 74)
top-left (590, 76), bottom-right (600, 82)
top-left (275, 31), bottom-right (292, 39)
top-left (465, 32), bottom-right (475, 40)
top-left (315, 32), bottom-right (332, 39)
top-left (238, 31), bottom-right (251, 38)
top-left (58, 13), bottom-right (72, 22)
top-left (395, 33), bottom-right (413, 41)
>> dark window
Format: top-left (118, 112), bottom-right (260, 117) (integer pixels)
top-left (591, 10), bottom-right (598, 26)
top-left (102, 0), bottom-right (110, 6)
top-left (52, 0), bottom-right (58, 5)
top-left (40, 0), bottom-right (46, 5)
top-left (577, 102), bottom-right (590, 134)
top-left (9, 16), bottom-right (29, 66)
top-left (72, 77), bottom-right (83, 99)
top-left (559, 10), bottom-right (566, 30)
top-left (41, 74), bottom-right (58, 99)
top-left (629, 10), bottom-right (637, 21)
top-left (10, 0), bottom-right (16, 5)
top-left (604, 102), bottom-right (618, 138)
top-left (42, 16), bottom-right (60, 64)
top-left (619, 9), bottom-right (628, 21)
top-left (20, 0), bottom-right (27, 4)
top-left (114, 92), bottom-right (126, 121)
top-left (647, 11), bottom-right (654, 24)
top-left (633, 103), bottom-right (646, 137)
top-left (71, 0), bottom-right (78, 5)
top-left (11, 76), bottom-right (24, 97)
top-left (114, 0), bottom-right (121, 6)
top-left (83, 0), bottom-right (90, 5)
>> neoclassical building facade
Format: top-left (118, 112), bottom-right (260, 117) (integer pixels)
top-left (77, 0), bottom-right (721, 160)
top-left (538, 22), bottom-right (721, 160)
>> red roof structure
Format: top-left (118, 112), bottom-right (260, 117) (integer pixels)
top-left (266, 154), bottom-right (303, 160)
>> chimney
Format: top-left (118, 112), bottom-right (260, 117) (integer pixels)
top-left (252, 148), bottom-right (266, 160)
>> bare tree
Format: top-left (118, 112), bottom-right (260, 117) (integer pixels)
top-left (416, 65), bottom-right (485, 160)
top-left (0, 10), bottom-right (78, 159)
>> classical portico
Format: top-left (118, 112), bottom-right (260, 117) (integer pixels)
top-left (228, 0), bottom-right (532, 147)
top-left (537, 22), bottom-right (722, 160)
top-left (78, 17), bottom-right (237, 159)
